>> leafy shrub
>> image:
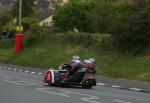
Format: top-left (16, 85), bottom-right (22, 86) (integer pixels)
top-left (0, 39), bottom-right (14, 48)
top-left (59, 32), bottom-right (103, 47)
top-left (110, 1), bottom-right (150, 54)
top-left (12, 0), bottom-right (36, 18)
top-left (25, 24), bottom-right (48, 46)
top-left (90, 0), bottom-right (114, 33)
top-left (53, 1), bottom-right (93, 32)
top-left (22, 17), bottom-right (39, 32)
top-left (0, 13), bottom-right (12, 31)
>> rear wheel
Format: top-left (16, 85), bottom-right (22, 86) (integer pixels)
top-left (82, 84), bottom-right (92, 89)
top-left (82, 80), bottom-right (93, 89)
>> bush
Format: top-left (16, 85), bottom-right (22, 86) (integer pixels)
top-left (110, 1), bottom-right (150, 54)
top-left (22, 17), bottom-right (39, 32)
top-left (53, 1), bottom-right (93, 32)
top-left (0, 39), bottom-right (14, 48)
top-left (91, 0), bottom-right (130, 33)
top-left (12, 0), bottom-right (35, 18)
top-left (90, 0), bottom-right (114, 33)
top-left (58, 32), bottom-right (103, 47)
top-left (25, 24), bottom-right (48, 46)
top-left (0, 13), bottom-right (12, 31)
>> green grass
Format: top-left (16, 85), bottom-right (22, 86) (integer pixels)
top-left (0, 33), bottom-right (150, 82)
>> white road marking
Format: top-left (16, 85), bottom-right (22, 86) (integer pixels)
top-left (97, 83), bottom-right (106, 86)
top-left (0, 66), bottom-right (145, 95)
top-left (114, 100), bottom-right (132, 103)
top-left (0, 75), bottom-right (11, 79)
top-left (31, 72), bottom-right (36, 74)
top-left (129, 88), bottom-right (141, 91)
top-left (111, 85), bottom-right (121, 88)
top-left (36, 88), bottom-right (70, 97)
top-left (8, 68), bottom-right (12, 70)
top-left (13, 69), bottom-right (18, 71)
top-left (3, 77), bottom-right (12, 80)
top-left (0, 75), bottom-right (12, 80)
top-left (59, 89), bottom-right (97, 97)
top-left (3, 67), bottom-right (7, 69)
top-left (81, 97), bottom-right (100, 103)
top-left (18, 70), bottom-right (23, 72)
top-left (36, 88), bottom-right (100, 103)
top-left (3, 79), bottom-right (20, 84)
top-left (37, 73), bottom-right (43, 75)
top-left (3, 80), bottom-right (37, 85)
top-left (58, 89), bottom-right (100, 103)
top-left (3, 80), bottom-right (24, 85)
top-left (25, 71), bottom-right (29, 73)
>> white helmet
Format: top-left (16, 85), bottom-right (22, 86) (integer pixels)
top-left (88, 58), bottom-right (96, 64)
top-left (72, 55), bottom-right (80, 60)
top-left (84, 60), bottom-right (92, 64)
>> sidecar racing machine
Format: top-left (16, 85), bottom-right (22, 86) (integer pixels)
top-left (44, 67), bottom-right (96, 89)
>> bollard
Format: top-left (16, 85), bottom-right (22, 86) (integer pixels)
top-left (15, 34), bottom-right (24, 53)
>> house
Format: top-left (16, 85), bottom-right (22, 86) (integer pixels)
top-left (39, 14), bottom-right (53, 26)
top-left (62, 0), bottom-right (68, 4)
top-left (0, 0), bottom-right (15, 6)
top-left (0, 5), bottom-right (12, 14)
top-left (0, 0), bottom-right (15, 14)
top-left (37, 0), bottom-right (69, 26)
top-left (36, 0), bottom-right (53, 26)
top-left (36, 0), bottom-right (54, 12)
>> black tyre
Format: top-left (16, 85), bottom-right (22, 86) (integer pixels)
top-left (82, 84), bottom-right (92, 89)
top-left (82, 79), bottom-right (95, 89)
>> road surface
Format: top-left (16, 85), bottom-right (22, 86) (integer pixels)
top-left (0, 66), bottom-right (150, 103)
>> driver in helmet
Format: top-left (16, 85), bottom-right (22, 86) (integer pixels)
top-left (62, 55), bottom-right (86, 81)
top-left (88, 58), bottom-right (96, 65)
top-left (86, 58), bottom-right (96, 73)
top-left (59, 55), bottom-right (81, 70)
top-left (62, 56), bottom-right (96, 81)
top-left (66, 55), bottom-right (82, 75)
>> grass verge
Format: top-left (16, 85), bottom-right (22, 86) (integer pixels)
top-left (0, 32), bottom-right (150, 82)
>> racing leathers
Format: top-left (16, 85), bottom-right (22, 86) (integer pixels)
top-left (63, 61), bottom-right (87, 81)
top-left (68, 61), bottom-right (87, 76)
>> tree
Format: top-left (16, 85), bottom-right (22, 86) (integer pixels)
top-left (110, 1), bottom-right (150, 54)
top-left (22, 17), bottom-right (39, 32)
top-left (12, 0), bottom-right (36, 18)
top-left (0, 13), bottom-right (12, 31)
top-left (90, 0), bottom-right (114, 33)
top-left (51, 0), bottom-right (61, 10)
top-left (53, 1), bottom-right (93, 32)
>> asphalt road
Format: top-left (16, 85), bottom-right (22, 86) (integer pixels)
top-left (0, 67), bottom-right (150, 103)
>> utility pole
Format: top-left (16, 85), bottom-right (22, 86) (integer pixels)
top-left (15, 0), bottom-right (24, 54)
top-left (19, 0), bottom-right (22, 25)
